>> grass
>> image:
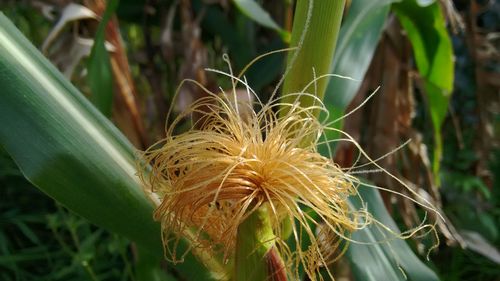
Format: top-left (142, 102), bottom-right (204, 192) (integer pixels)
top-left (0, 147), bottom-right (136, 281)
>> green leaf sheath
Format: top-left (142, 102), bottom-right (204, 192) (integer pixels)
top-left (393, 0), bottom-right (454, 184)
top-left (235, 207), bottom-right (278, 281)
top-left (87, 0), bottom-right (118, 116)
top-left (282, 0), bottom-right (346, 114)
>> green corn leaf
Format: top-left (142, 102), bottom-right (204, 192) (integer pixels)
top-left (233, 0), bottom-right (290, 42)
top-left (326, 0), bottom-right (396, 109)
top-left (393, 0), bottom-right (454, 184)
top-left (0, 13), bottom-right (215, 280)
top-left (0, 11), bottom-right (153, 254)
top-left (317, 0), bottom-right (441, 279)
top-left (416, 0), bottom-right (436, 6)
top-left (87, 0), bottom-right (118, 116)
top-left (347, 184), bottom-right (440, 281)
top-left (320, 0), bottom-right (397, 148)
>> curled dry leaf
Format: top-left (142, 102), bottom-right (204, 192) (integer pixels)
top-left (42, 3), bottom-right (97, 53)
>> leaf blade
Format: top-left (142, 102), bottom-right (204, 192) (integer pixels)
top-left (0, 11), bottom-right (158, 255)
top-left (233, 0), bottom-right (289, 41)
top-left (0, 12), bottom-right (216, 280)
top-left (393, 0), bottom-right (454, 181)
top-left (326, 0), bottom-right (396, 109)
top-left (347, 184), bottom-right (440, 281)
top-left (87, 0), bottom-right (118, 116)
top-left (318, 1), bottom-right (442, 279)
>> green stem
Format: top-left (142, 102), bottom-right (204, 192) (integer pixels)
top-left (235, 207), bottom-right (280, 281)
top-left (432, 128), bottom-right (442, 186)
top-left (235, 2), bottom-right (346, 280)
top-left (282, 0), bottom-right (346, 116)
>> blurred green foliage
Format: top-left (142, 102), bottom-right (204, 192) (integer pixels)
top-left (0, 0), bottom-right (498, 280)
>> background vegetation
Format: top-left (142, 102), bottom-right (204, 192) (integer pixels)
top-left (0, 0), bottom-right (498, 280)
